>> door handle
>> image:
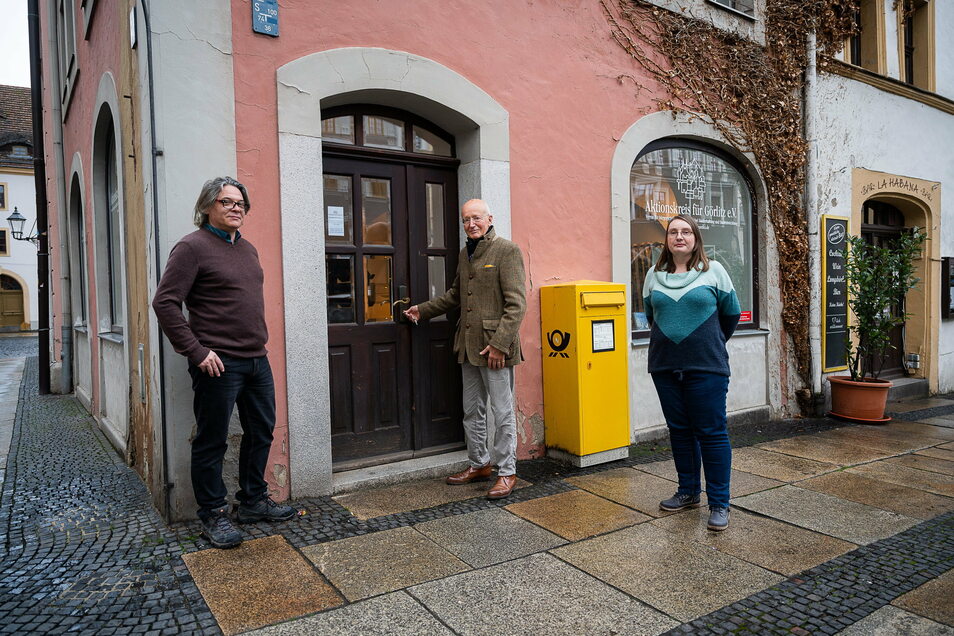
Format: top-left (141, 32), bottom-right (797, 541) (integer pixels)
top-left (392, 297), bottom-right (411, 308)
top-left (394, 285), bottom-right (410, 323)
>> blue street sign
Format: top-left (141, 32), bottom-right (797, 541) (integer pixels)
top-left (252, 0), bottom-right (279, 37)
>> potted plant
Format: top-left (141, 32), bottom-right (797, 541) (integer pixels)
top-left (828, 227), bottom-right (924, 422)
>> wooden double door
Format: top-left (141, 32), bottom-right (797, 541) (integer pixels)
top-left (861, 200), bottom-right (907, 378)
top-left (324, 155), bottom-right (463, 467)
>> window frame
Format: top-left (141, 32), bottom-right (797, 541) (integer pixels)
top-left (706, 0), bottom-right (755, 20)
top-left (629, 137), bottom-right (760, 340)
top-left (0, 183), bottom-right (7, 211)
top-left (844, 0), bottom-right (887, 75)
top-left (897, 0), bottom-right (935, 92)
top-left (0, 229), bottom-right (10, 257)
top-left (103, 126), bottom-right (124, 333)
top-left (56, 0), bottom-right (79, 114)
top-left (320, 104), bottom-right (457, 165)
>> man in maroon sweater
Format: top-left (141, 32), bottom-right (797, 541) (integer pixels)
top-left (152, 177), bottom-right (295, 548)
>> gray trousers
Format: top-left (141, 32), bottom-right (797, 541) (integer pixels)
top-left (461, 362), bottom-right (517, 476)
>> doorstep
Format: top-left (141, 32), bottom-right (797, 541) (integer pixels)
top-left (332, 450), bottom-right (470, 495)
top-left (887, 377), bottom-right (929, 402)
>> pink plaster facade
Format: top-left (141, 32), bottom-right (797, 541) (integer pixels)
top-left (229, 0), bottom-right (660, 461)
top-left (41, 2), bottom-right (124, 424)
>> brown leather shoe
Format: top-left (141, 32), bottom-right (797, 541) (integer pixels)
top-left (486, 474), bottom-right (517, 499)
top-left (446, 464), bottom-right (493, 485)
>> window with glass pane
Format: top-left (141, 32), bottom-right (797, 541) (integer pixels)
top-left (321, 116), bottom-right (355, 145)
top-left (413, 126), bottom-right (452, 156)
top-left (425, 183), bottom-right (445, 248)
top-left (326, 255), bottom-right (355, 323)
top-left (324, 175), bottom-right (353, 244)
top-left (364, 255), bottom-right (393, 323)
top-left (630, 145), bottom-right (754, 335)
top-left (363, 115), bottom-right (404, 150)
top-left (362, 178), bottom-right (392, 245)
top-left (709, 0), bottom-right (754, 16)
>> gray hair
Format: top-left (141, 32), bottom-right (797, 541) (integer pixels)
top-left (193, 176), bottom-right (251, 228)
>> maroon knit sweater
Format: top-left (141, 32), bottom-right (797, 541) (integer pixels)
top-left (152, 229), bottom-right (268, 366)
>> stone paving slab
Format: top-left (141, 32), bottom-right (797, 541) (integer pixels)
top-left (798, 470), bottom-right (954, 519)
top-left (410, 552), bottom-right (680, 635)
top-left (633, 460), bottom-right (785, 498)
top-left (504, 488), bottom-right (650, 541)
top-left (834, 605), bottom-right (954, 635)
top-left (247, 591), bottom-right (455, 635)
top-left (756, 435), bottom-right (897, 465)
top-left (887, 453), bottom-right (954, 475)
top-left (880, 420), bottom-right (954, 441)
top-left (414, 507), bottom-right (566, 568)
top-left (300, 525), bottom-right (469, 601)
top-left (565, 467), bottom-right (683, 517)
top-left (731, 447), bottom-right (839, 482)
top-left (650, 506), bottom-right (857, 576)
top-left (551, 522), bottom-right (782, 622)
top-left (332, 476), bottom-right (531, 520)
top-left (732, 485), bottom-right (919, 544)
top-left (849, 460), bottom-right (954, 496)
top-left (892, 566), bottom-right (954, 626)
top-left (182, 535), bottom-right (343, 635)
top-left (919, 416), bottom-right (954, 428)
top-left (800, 426), bottom-right (937, 455)
top-left (887, 397), bottom-right (954, 413)
top-left (917, 446), bottom-right (954, 461)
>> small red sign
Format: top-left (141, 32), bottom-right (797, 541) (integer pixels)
top-left (740, 311), bottom-right (752, 322)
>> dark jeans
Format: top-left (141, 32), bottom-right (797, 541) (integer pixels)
top-left (188, 354), bottom-right (275, 519)
top-left (651, 370), bottom-right (732, 508)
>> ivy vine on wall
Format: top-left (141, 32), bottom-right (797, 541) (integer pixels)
top-left (602, 0), bottom-right (858, 398)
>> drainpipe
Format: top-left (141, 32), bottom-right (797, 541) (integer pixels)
top-left (140, 0), bottom-right (173, 516)
top-left (27, 0), bottom-right (51, 395)
top-left (805, 31), bottom-right (823, 411)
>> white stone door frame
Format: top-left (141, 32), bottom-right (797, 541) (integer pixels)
top-left (277, 47), bottom-right (510, 495)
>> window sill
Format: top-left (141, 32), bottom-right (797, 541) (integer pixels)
top-left (98, 330), bottom-right (124, 344)
top-left (73, 324), bottom-right (88, 334)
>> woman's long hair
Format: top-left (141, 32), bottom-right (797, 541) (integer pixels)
top-left (653, 214), bottom-right (710, 273)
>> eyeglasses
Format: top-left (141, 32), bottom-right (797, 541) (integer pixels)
top-left (218, 198), bottom-right (247, 211)
top-left (462, 215), bottom-right (486, 226)
top-left (667, 229), bottom-right (694, 237)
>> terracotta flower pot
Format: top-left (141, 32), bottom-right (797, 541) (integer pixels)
top-left (827, 375), bottom-right (893, 423)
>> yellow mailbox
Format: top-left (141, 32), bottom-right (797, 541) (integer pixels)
top-left (540, 281), bottom-right (630, 466)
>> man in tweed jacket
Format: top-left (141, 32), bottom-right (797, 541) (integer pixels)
top-left (405, 199), bottom-right (527, 499)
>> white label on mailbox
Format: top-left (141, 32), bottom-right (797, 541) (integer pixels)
top-left (592, 320), bottom-right (615, 353)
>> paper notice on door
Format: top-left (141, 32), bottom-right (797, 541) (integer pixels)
top-left (327, 206), bottom-right (345, 237)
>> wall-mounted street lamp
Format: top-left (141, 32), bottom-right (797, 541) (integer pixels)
top-left (6, 207), bottom-right (39, 246)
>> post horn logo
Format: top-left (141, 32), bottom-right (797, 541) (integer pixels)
top-left (547, 330), bottom-right (571, 358)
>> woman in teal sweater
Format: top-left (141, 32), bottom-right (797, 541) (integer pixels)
top-left (642, 214), bottom-right (741, 531)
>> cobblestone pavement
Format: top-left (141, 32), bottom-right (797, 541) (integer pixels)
top-left (1, 354), bottom-right (952, 634)
top-left (0, 334), bottom-right (38, 360)
top-left (0, 358), bottom-right (216, 634)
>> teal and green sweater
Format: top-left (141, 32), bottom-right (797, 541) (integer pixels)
top-left (642, 261), bottom-right (741, 376)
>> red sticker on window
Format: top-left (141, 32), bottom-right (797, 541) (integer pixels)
top-left (740, 311), bottom-right (752, 322)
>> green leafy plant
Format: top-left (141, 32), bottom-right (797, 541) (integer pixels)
top-left (843, 228), bottom-right (924, 381)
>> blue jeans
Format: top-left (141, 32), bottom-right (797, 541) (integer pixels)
top-left (651, 370), bottom-right (732, 508)
top-left (188, 354), bottom-right (276, 519)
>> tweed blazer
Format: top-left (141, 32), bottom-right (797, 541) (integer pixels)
top-left (418, 227), bottom-right (527, 367)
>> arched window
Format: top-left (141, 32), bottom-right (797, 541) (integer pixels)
top-left (92, 106), bottom-right (124, 334)
top-left (630, 139), bottom-right (758, 336)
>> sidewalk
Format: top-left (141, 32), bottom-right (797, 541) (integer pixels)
top-left (0, 355), bottom-right (952, 635)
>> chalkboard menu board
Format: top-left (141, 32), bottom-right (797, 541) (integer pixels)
top-left (823, 215), bottom-right (849, 372)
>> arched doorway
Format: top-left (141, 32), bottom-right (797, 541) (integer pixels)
top-left (321, 106), bottom-right (464, 468)
top-left (0, 274), bottom-right (25, 330)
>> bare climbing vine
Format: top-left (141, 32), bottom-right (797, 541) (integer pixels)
top-left (602, 0), bottom-right (858, 398)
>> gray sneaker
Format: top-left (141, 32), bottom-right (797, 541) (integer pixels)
top-left (200, 507), bottom-right (243, 549)
top-left (707, 506), bottom-right (730, 531)
top-left (659, 492), bottom-right (702, 511)
top-left (237, 496), bottom-right (297, 523)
